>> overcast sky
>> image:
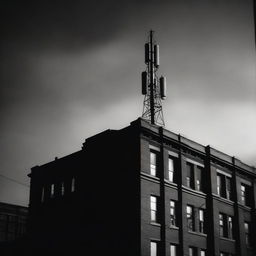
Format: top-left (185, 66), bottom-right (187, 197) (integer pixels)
top-left (1, 0), bottom-right (255, 206)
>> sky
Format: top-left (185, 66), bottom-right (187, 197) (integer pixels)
top-left (0, 0), bottom-right (255, 206)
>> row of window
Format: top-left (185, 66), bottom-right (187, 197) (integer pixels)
top-left (151, 241), bottom-right (235, 256)
top-left (150, 241), bottom-right (206, 256)
top-left (150, 196), bottom-right (205, 234)
top-left (150, 195), bottom-right (251, 245)
top-left (41, 178), bottom-right (76, 202)
top-left (150, 150), bottom-right (204, 192)
top-left (150, 149), bottom-right (253, 207)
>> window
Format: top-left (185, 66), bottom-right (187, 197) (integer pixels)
top-left (200, 249), bottom-right (206, 256)
top-left (241, 184), bottom-right (251, 207)
top-left (50, 184), bottom-right (54, 198)
top-left (219, 213), bottom-right (233, 239)
top-left (219, 213), bottom-right (224, 237)
top-left (227, 216), bottom-right (233, 239)
top-left (187, 205), bottom-right (194, 231)
top-left (41, 187), bottom-right (45, 202)
top-left (226, 177), bottom-right (231, 200)
top-left (217, 174), bottom-right (225, 197)
top-left (217, 173), bottom-right (232, 200)
top-left (186, 163), bottom-right (194, 189)
top-left (150, 151), bottom-right (159, 177)
top-left (189, 247), bottom-right (196, 256)
top-left (170, 244), bottom-right (177, 256)
top-left (150, 241), bottom-right (159, 256)
top-left (168, 157), bottom-right (174, 182)
top-left (150, 196), bottom-right (159, 223)
top-left (199, 209), bottom-right (205, 233)
top-left (196, 166), bottom-right (203, 191)
top-left (170, 200), bottom-right (176, 227)
top-left (220, 253), bottom-right (234, 256)
top-left (244, 222), bottom-right (251, 246)
top-left (61, 182), bottom-right (65, 196)
top-left (71, 178), bottom-right (75, 192)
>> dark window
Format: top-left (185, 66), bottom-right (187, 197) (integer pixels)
top-left (199, 209), bottom-right (205, 233)
top-left (217, 174), bottom-right (225, 197)
top-left (219, 213), bottom-right (224, 237)
top-left (187, 205), bottom-right (194, 231)
top-left (217, 173), bottom-right (233, 200)
top-left (241, 184), bottom-right (251, 207)
top-left (186, 163), bottom-right (194, 189)
top-left (61, 182), bottom-right (65, 196)
top-left (189, 247), bottom-right (196, 256)
top-left (71, 178), bottom-right (75, 192)
top-left (226, 177), bottom-right (231, 200)
top-left (170, 200), bottom-right (177, 227)
top-left (227, 216), bottom-right (233, 239)
top-left (41, 187), bottom-right (45, 202)
top-left (219, 213), bottom-right (233, 239)
top-left (196, 166), bottom-right (203, 191)
top-left (244, 222), bottom-right (251, 246)
top-left (150, 150), bottom-right (160, 177)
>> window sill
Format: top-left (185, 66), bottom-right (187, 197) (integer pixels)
top-left (150, 222), bottom-right (161, 227)
top-left (170, 225), bottom-right (179, 230)
top-left (220, 237), bottom-right (235, 242)
top-left (188, 231), bottom-right (207, 237)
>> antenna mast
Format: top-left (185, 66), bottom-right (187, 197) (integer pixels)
top-left (141, 30), bottom-right (166, 127)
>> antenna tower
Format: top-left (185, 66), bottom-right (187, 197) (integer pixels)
top-left (141, 30), bottom-right (167, 127)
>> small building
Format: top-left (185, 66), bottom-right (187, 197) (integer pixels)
top-left (28, 118), bottom-right (256, 256)
top-left (0, 202), bottom-right (27, 243)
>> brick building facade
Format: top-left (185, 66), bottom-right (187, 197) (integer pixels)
top-left (28, 118), bottom-right (256, 256)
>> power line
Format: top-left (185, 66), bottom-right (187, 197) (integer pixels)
top-left (0, 174), bottom-right (30, 188)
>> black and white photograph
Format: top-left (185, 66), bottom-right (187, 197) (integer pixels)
top-left (1, 1), bottom-right (256, 255)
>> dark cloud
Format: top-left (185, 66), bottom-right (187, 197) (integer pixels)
top-left (0, 0), bottom-right (255, 206)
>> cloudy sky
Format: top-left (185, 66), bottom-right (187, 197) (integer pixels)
top-left (1, 0), bottom-right (255, 206)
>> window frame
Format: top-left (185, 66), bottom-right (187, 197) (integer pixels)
top-left (170, 200), bottom-right (177, 227)
top-left (150, 196), bottom-right (159, 223)
top-left (186, 205), bottom-right (194, 232)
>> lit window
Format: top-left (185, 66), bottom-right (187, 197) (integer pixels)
top-left (244, 222), bottom-right (251, 246)
top-left (170, 200), bottom-right (176, 227)
top-left (200, 249), bottom-right (206, 256)
top-left (71, 178), bottom-right (75, 192)
top-left (150, 196), bottom-right (159, 223)
top-left (219, 213), bottom-right (233, 239)
top-left (186, 163), bottom-right (194, 189)
top-left (199, 209), bottom-right (205, 233)
top-left (61, 182), bottom-right (65, 196)
top-left (186, 205), bottom-right (194, 231)
top-left (170, 244), bottom-right (177, 256)
top-left (168, 157), bottom-right (175, 182)
top-left (150, 241), bottom-right (159, 256)
top-left (50, 184), bottom-right (54, 198)
top-left (150, 151), bottom-right (159, 177)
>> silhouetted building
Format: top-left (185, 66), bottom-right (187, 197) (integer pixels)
top-left (28, 118), bottom-right (256, 256)
top-left (0, 202), bottom-right (27, 243)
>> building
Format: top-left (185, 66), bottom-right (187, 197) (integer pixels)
top-left (27, 118), bottom-right (256, 256)
top-left (0, 202), bottom-right (27, 243)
